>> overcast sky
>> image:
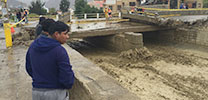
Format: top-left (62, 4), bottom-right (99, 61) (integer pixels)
top-left (17, 0), bottom-right (49, 5)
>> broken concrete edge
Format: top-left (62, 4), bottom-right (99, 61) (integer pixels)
top-left (62, 44), bottom-right (140, 100)
top-left (122, 13), bottom-right (208, 29)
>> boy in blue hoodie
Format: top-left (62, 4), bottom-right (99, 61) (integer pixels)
top-left (26, 21), bottom-right (74, 100)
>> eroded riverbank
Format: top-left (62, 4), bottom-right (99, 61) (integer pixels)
top-left (70, 41), bottom-right (208, 100)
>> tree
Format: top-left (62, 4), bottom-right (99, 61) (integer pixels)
top-left (59, 0), bottom-right (70, 13)
top-left (204, 0), bottom-right (208, 8)
top-left (49, 8), bottom-right (56, 15)
top-left (29, 0), bottom-right (47, 15)
top-left (75, 0), bottom-right (103, 14)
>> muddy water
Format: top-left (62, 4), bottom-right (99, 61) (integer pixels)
top-left (68, 37), bottom-right (208, 100)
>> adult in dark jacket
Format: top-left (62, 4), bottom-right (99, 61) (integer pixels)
top-left (16, 11), bottom-right (21, 22)
top-left (35, 17), bottom-right (46, 38)
top-left (26, 21), bottom-right (74, 100)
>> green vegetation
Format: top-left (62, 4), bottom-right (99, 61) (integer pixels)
top-left (49, 8), bottom-right (56, 15)
top-left (74, 0), bottom-right (103, 14)
top-left (29, 0), bottom-right (47, 15)
top-left (28, 13), bottom-right (39, 17)
top-left (204, 0), bottom-right (208, 8)
top-left (60, 0), bottom-right (70, 13)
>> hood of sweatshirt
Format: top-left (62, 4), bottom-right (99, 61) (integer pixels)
top-left (32, 35), bottom-right (61, 52)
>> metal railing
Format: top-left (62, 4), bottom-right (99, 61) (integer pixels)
top-left (71, 12), bottom-right (121, 20)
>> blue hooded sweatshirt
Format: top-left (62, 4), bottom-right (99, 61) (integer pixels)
top-left (26, 35), bottom-right (74, 89)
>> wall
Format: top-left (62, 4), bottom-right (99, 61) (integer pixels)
top-left (63, 44), bottom-right (140, 100)
top-left (104, 0), bottom-right (139, 12)
top-left (185, 0), bottom-right (203, 8)
top-left (85, 32), bottom-right (143, 52)
top-left (122, 0), bottom-right (138, 7)
top-left (157, 10), bottom-right (208, 15)
top-left (141, 4), bottom-right (169, 9)
top-left (144, 28), bottom-right (208, 46)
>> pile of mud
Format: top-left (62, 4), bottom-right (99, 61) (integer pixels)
top-left (80, 43), bottom-right (208, 100)
top-left (12, 28), bottom-right (35, 46)
top-left (119, 47), bottom-right (153, 62)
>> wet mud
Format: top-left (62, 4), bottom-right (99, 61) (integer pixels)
top-left (12, 28), bottom-right (35, 47)
top-left (7, 21), bottom-right (208, 100)
top-left (69, 40), bottom-right (208, 100)
top-left (0, 46), bottom-right (32, 100)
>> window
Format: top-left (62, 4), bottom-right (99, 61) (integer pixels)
top-left (117, 5), bottom-right (121, 10)
top-left (129, 2), bottom-right (136, 6)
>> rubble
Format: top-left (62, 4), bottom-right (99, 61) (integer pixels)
top-left (119, 47), bottom-right (153, 62)
top-left (12, 27), bottom-right (35, 46)
top-left (155, 16), bottom-right (208, 29)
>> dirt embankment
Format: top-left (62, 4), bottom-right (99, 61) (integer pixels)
top-left (156, 17), bottom-right (208, 29)
top-left (77, 44), bottom-right (208, 100)
top-left (12, 28), bottom-right (35, 46)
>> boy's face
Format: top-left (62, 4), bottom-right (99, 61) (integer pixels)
top-left (54, 30), bottom-right (69, 44)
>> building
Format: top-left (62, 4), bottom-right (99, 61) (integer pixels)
top-left (103, 0), bottom-right (116, 12)
top-left (122, 0), bottom-right (140, 7)
top-left (168, 0), bottom-right (203, 9)
top-left (103, 0), bottom-right (139, 12)
top-left (183, 0), bottom-right (203, 8)
top-left (88, 0), bottom-right (104, 9)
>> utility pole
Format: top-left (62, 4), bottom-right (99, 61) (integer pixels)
top-left (1, 0), bottom-right (13, 48)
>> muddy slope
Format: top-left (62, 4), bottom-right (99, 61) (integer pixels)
top-left (72, 42), bottom-right (208, 100)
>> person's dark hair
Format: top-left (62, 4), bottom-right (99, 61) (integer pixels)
top-left (49, 21), bottom-right (69, 35)
top-left (40, 18), bottom-right (55, 32)
top-left (39, 17), bottom-right (46, 24)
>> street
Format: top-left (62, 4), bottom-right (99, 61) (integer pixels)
top-left (0, 46), bottom-right (32, 100)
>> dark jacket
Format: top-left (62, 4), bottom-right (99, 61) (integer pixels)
top-left (26, 35), bottom-right (74, 89)
top-left (35, 24), bottom-right (42, 38)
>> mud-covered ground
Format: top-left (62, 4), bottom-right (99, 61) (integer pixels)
top-left (70, 41), bottom-right (208, 100)
top-left (0, 45), bottom-right (32, 100)
top-left (8, 20), bottom-right (208, 100)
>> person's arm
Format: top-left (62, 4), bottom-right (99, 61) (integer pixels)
top-left (26, 49), bottom-right (33, 77)
top-left (57, 47), bottom-right (74, 89)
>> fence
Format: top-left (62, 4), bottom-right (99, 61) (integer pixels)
top-left (71, 12), bottom-right (121, 20)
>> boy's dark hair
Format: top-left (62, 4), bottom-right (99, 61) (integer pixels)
top-left (40, 19), bottom-right (55, 32)
top-left (49, 21), bottom-right (70, 35)
top-left (39, 17), bottom-right (46, 24)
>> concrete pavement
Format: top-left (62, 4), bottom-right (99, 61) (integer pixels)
top-left (0, 21), bottom-right (38, 99)
top-left (0, 46), bottom-right (32, 100)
